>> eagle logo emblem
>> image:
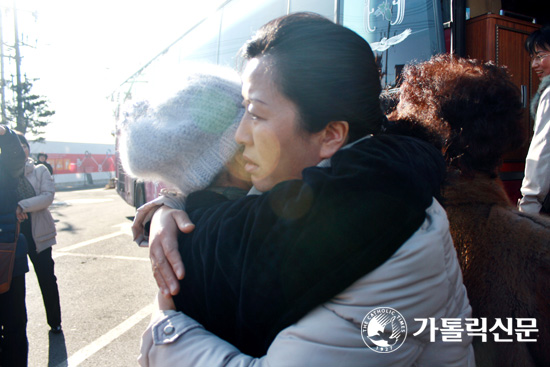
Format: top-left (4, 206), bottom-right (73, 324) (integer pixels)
top-left (361, 307), bottom-right (407, 353)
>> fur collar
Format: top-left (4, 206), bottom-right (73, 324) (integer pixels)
top-left (443, 171), bottom-right (512, 208)
top-left (24, 157), bottom-right (36, 176)
top-left (531, 75), bottom-right (550, 118)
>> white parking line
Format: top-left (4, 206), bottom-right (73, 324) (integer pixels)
top-left (53, 222), bottom-right (134, 259)
top-left (51, 222), bottom-right (151, 366)
top-left (53, 198), bottom-right (115, 206)
top-left (53, 231), bottom-right (126, 258)
top-left (57, 303), bottom-right (155, 367)
top-left (55, 252), bottom-right (149, 262)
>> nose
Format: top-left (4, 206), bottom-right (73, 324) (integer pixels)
top-left (235, 114), bottom-right (251, 146)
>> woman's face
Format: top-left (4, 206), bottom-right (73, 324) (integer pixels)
top-left (235, 57), bottom-right (325, 192)
top-left (532, 45), bottom-right (550, 80)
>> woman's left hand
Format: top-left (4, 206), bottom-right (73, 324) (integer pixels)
top-left (157, 290), bottom-right (176, 311)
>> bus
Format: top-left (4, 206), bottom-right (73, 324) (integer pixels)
top-left (112, 0), bottom-right (543, 207)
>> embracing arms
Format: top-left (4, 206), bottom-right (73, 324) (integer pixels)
top-left (136, 135), bottom-right (447, 299)
top-left (137, 135), bottom-right (447, 355)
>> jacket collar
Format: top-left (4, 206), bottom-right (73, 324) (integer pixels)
top-left (443, 170), bottom-right (512, 208)
top-left (24, 157), bottom-right (35, 176)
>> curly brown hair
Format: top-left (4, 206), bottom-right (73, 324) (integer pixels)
top-left (394, 54), bottom-right (525, 176)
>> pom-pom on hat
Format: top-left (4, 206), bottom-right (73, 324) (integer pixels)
top-left (118, 65), bottom-right (244, 197)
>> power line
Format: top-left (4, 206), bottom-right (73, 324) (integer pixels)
top-left (108, 0), bottom-right (234, 101)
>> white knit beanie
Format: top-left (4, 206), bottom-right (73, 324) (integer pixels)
top-left (118, 65), bottom-right (244, 197)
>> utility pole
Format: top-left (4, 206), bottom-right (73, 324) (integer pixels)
top-left (0, 9), bottom-right (7, 124)
top-left (13, 0), bottom-right (25, 132)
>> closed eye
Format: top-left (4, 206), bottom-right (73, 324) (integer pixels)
top-left (242, 99), bottom-right (263, 121)
top-left (246, 111), bottom-right (259, 120)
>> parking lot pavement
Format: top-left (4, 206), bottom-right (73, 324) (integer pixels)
top-left (26, 187), bottom-right (158, 367)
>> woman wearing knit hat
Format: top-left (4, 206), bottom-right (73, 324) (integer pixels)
top-left (118, 64), bottom-right (252, 199)
top-left (135, 13), bottom-right (473, 367)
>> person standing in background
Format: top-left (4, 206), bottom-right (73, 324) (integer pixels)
top-left (0, 125), bottom-right (30, 367)
top-left (519, 26), bottom-right (550, 214)
top-left (36, 153), bottom-right (54, 176)
top-left (15, 132), bottom-right (62, 334)
top-left (391, 54), bottom-right (549, 367)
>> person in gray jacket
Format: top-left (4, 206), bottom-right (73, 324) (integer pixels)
top-left (15, 132), bottom-right (62, 334)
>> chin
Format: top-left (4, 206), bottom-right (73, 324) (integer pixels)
top-left (252, 178), bottom-right (275, 193)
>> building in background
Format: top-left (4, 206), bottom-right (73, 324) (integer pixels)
top-left (29, 141), bottom-right (115, 189)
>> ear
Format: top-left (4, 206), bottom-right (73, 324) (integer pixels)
top-left (319, 120), bottom-right (349, 159)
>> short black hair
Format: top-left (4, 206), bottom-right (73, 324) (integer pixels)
top-left (240, 12), bottom-right (385, 143)
top-left (525, 25), bottom-right (550, 54)
top-left (14, 130), bottom-right (29, 150)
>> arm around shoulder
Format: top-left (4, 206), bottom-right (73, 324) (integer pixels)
top-left (139, 311), bottom-right (261, 367)
top-left (138, 305), bottom-right (429, 367)
top-left (132, 191), bottom-right (187, 246)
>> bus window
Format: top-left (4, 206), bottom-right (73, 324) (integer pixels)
top-left (342, 0), bottom-right (445, 87)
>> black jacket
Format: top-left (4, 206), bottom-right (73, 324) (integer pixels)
top-left (0, 128), bottom-right (29, 277)
top-left (174, 133), bottom-right (446, 356)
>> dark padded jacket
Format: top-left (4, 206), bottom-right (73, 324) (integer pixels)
top-left (0, 128), bottom-right (29, 277)
top-left (173, 133), bottom-right (446, 356)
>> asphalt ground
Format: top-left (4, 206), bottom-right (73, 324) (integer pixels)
top-left (26, 187), bottom-right (158, 366)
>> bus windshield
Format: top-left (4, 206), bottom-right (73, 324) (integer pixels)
top-left (342, 0), bottom-right (445, 87)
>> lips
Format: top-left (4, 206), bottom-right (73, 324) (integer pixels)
top-left (242, 155), bottom-right (259, 173)
top-left (533, 69), bottom-right (545, 79)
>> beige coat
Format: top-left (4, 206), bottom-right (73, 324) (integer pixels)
top-left (444, 173), bottom-right (550, 367)
top-left (18, 159), bottom-right (56, 253)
